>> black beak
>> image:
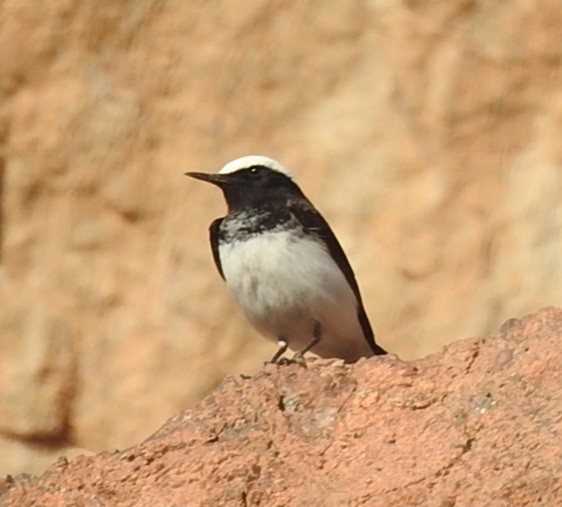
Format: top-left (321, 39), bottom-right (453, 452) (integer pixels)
top-left (185, 172), bottom-right (232, 187)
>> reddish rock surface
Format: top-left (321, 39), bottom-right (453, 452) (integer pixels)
top-left (2, 307), bottom-right (561, 506)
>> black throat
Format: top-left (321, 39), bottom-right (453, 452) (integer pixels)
top-left (219, 198), bottom-right (304, 244)
top-left (215, 166), bottom-right (311, 243)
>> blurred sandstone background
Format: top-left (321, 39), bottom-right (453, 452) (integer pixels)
top-left (0, 0), bottom-right (561, 477)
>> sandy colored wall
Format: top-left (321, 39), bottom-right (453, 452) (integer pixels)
top-left (1, 0), bottom-right (561, 475)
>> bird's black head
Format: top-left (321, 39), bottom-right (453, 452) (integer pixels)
top-left (186, 155), bottom-right (306, 212)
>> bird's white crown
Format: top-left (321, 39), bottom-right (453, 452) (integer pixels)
top-left (218, 155), bottom-right (294, 180)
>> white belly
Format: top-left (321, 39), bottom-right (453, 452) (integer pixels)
top-left (218, 230), bottom-right (373, 361)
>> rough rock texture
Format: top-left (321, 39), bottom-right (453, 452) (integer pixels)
top-left (2, 307), bottom-right (561, 506)
top-left (2, 0), bottom-right (562, 475)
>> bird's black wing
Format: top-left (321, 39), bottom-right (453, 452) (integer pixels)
top-left (209, 218), bottom-right (225, 280)
top-left (289, 200), bottom-right (387, 355)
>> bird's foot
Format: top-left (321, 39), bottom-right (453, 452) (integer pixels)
top-left (289, 322), bottom-right (321, 367)
top-left (265, 356), bottom-right (304, 367)
top-left (290, 351), bottom-right (308, 368)
top-left (277, 357), bottom-right (294, 366)
top-left (267, 339), bottom-right (289, 365)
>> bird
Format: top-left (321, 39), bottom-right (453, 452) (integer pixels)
top-left (186, 155), bottom-right (387, 363)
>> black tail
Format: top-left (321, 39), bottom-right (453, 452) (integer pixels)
top-left (358, 306), bottom-right (387, 355)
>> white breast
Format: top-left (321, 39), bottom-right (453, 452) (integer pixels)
top-left (218, 230), bottom-right (373, 361)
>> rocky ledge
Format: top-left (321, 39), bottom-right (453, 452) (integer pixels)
top-left (2, 307), bottom-right (561, 506)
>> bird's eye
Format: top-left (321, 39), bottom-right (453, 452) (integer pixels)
top-left (249, 166), bottom-right (262, 175)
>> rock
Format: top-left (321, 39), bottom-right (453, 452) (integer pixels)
top-left (0, 436), bottom-right (87, 485)
top-left (2, 307), bottom-right (561, 506)
top-left (2, 0), bottom-right (562, 476)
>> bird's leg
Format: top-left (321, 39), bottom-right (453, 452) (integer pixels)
top-left (269, 338), bottom-right (289, 364)
top-left (292, 322), bottom-right (322, 365)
